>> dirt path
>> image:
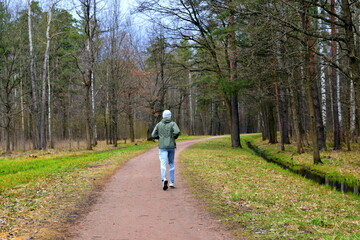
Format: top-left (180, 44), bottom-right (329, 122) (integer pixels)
top-left (70, 137), bottom-right (234, 240)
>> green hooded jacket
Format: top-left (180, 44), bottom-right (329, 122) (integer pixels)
top-left (151, 118), bottom-right (180, 149)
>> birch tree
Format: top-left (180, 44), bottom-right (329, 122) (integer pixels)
top-left (28, 0), bottom-right (41, 149)
top-left (40, 1), bottom-right (56, 149)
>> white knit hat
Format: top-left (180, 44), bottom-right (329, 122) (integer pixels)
top-left (162, 110), bottom-right (172, 119)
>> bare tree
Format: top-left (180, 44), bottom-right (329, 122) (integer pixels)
top-left (341, 0), bottom-right (360, 142)
top-left (0, 40), bottom-right (21, 152)
top-left (28, 0), bottom-right (40, 149)
top-left (330, 0), bottom-right (341, 150)
top-left (302, 1), bottom-right (322, 164)
top-left (76, 0), bottom-right (100, 150)
top-left (40, 0), bottom-right (56, 149)
top-left (138, 0), bottom-right (242, 147)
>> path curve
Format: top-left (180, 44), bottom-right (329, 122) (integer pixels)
top-left (70, 137), bottom-right (234, 240)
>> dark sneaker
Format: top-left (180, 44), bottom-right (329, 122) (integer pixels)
top-left (163, 179), bottom-right (168, 191)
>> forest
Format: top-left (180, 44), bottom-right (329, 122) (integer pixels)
top-left (0, 0), bottom-right (359, 163)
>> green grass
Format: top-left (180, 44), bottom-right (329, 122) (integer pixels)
top-left (0, 141), bottom-right (156, 239)
top-left (0, 135), bottom-right (194, 194)
top-left (0, 142), bottom-right (155, 193)
top-left (180, 135), bottom-right (360, 240)
top-left (178, 135), bottom-right (211, 141)
top-left (0, 136), bottom-right (197, 238)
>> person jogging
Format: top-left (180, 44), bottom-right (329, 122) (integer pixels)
top-left (151, 110), bottom-right (180, 190)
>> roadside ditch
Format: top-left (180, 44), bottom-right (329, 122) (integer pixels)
top-left (246, 141), bottom-right (359, 196)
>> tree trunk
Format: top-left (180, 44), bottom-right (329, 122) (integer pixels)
top-left (5, 124), bottom-right (11, 153)
top-left (267, 99), bottom-right (277, 144)
top-left (230, 94), bottom-right (241, 147)
top-left (47, 59), bottom-right (53, 148)
top-left (176, 94), bottom-right (184, 126)
top-left (85, 80), bottom-right (93, 150)
top-left (28, 0), bottom-right (40, 149)
top-left (302, 3), bottom-right (322, 164)
top-left (147, 109), bottom-right (156, 141)
top-left (325, 64), bottom-right (333, 137)
top-left (307, 60), bottom-right (322, 163)
top-left (189, 71), bottom-right (195, 135)
top-left (128, 111), bottom-right (135, 143)
top-left (288, 61), bottom-right (304, 154)
top-left (91, 71), bottom-right (98, 146)
top-left (67, 80), bottom-right (73, 150)
top-left (210, 100), bottom-right (216, 136)
top-left (20, 78), bottom-right (26, 151)
top-left (313, 62), bottom-right (326, 150)
top-left (275, 72), bottom-right (291, 150)
top-left (228, 0), bottom-right (241, 148)
top-left (104, 69), bottom-right (110, 145)
top-left (111, 101), bottom-right (118, 147)
top-left (356, 7), bottom-right (360, 142)
top-left (274, 40), bottom-right (290, 151)
top-left (330, 0), bottom-right (341, 150)
top-left (40, 2), bottom-right (53, 150)
top-left (340, 63), bottom-right (352, 150)
top-left (342, 0), bottom-right (360, 141)
top-left (280, 83), bottom-right (290, 144)
top-left (260, 101), bottom-right (269, 141)
top-left (80, 0), bottom-right (98, 150)
top-left (104, 103), bottom-right (109, 145)
top-left (4, 91), bottom-right (11, 153)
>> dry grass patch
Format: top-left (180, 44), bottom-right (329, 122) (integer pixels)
top-left (180, 136), bottom-right (359, 240)
top-left (0, 141), bottom-right (156, 239)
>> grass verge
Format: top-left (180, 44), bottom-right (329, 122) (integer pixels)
top-left (244, 133), bottom-right (360, 191)
top-left (0, 140), bottom-right (156, 239)
top-left (180, 135), bottom-right (360, 240)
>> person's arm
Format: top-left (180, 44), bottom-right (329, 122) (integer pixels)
top-left (172, 122), bottom-right (180, 139)
top-left (151, 124), bottom-right (159, 139)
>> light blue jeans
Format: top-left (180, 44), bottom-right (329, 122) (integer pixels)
top-left (159, 148), bottom-right (175, 183)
